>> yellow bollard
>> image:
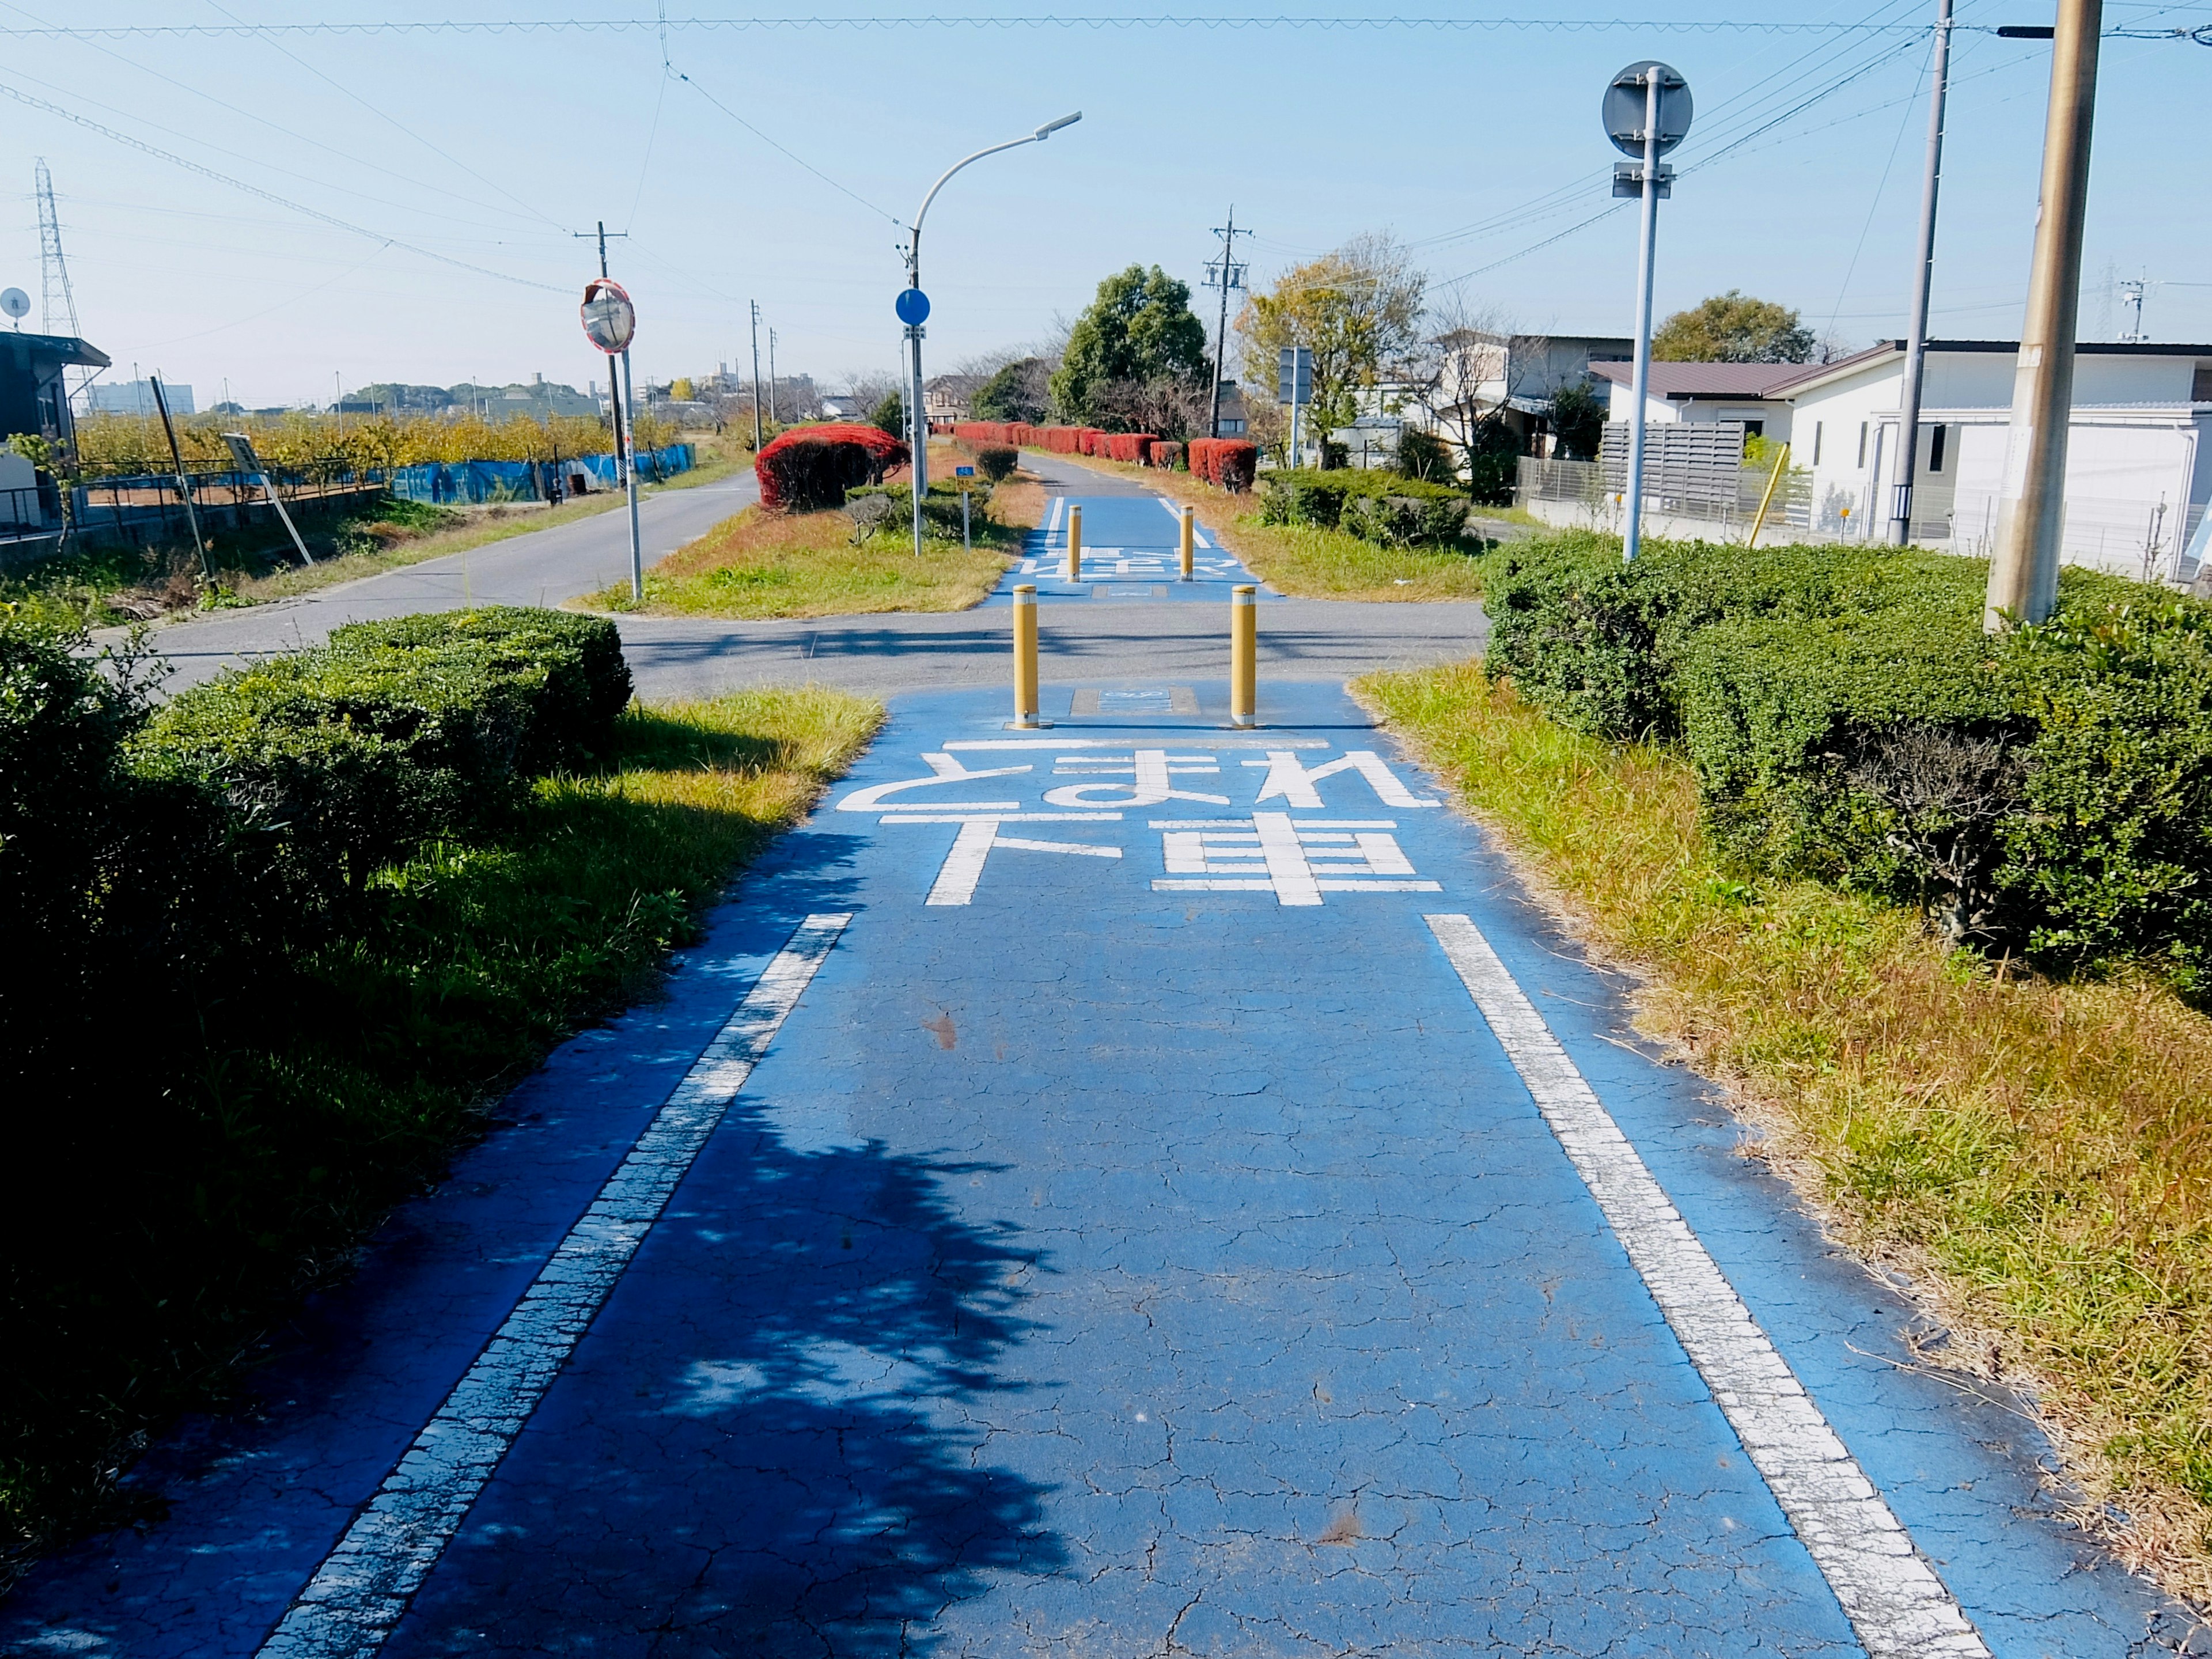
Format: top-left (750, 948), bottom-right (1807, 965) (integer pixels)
top-left (1230, 585), bottom-right (1257, 728)
top-left (1013, 584), bottom-right (1041, 727)
top-left (1065, 503), bottom-right (1082, 583)
top-left (1179, 505), bottom-right (1195, 581)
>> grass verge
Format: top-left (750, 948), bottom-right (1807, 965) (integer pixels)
top-left (1360, 660), bottom-right (2212, 1600)
top-left (0, 685), bottom-right (881, 1587)
top-left (1031, 449), bottom-right (1487, 601)
top-left (583, 499), bottom-right (1017, 619)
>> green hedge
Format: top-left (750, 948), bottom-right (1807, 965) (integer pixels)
top-left (845, 477), bottom-right (995, 538)
top-left (1259, 468), bottom-right (1470, 545)
top-left (1486, 533), bottom-right (2212, 985)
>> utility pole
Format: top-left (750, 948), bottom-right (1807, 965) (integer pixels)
top-left (768, 328), bottom-right (779, 422)
top-left (749, 300), bottom-right (765, 449)
top-left (1889, 0), bottom-right (1955, 547)
top-left (1203, 208), bottom-right (1251, 440)
top-left (1987, 0), bottom-right (2100, 628)
top-left (575, 219), bottom-right (643, 600)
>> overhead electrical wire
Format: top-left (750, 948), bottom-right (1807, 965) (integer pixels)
top-left (0, 14), bottom-right (2202, 35)
top-left (0, 70), bottom-right (569, 290)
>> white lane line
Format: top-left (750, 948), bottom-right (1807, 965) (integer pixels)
top-left (1423, 914), bottom-right (1990, 1659)
top-left (255, 915), bottom-right (853, 1659)
top-left (1154, 495), bottom-right (1213, 547)
top-left (1047, 495), bottom-right (1065, 533)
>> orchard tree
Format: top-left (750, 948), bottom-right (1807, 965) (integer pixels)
top-left (1237, 233), bottom-right (1426, 443)
top-left (1050, 265), bottom-right (1209, 428)
top-left (1652, 290), bottom-right (1814, 363)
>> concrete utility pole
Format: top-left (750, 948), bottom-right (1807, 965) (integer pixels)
top-left (1987, 0), bottom-right (2101, 628)
top-left (749, 301), bottom-right (765, 450)
top-left (1203, 207), bottom-right (1251, 440)
top-left (768, 328), bottom-right (779, 423)
top-left (1890, 0), bottom-right (1955, 547)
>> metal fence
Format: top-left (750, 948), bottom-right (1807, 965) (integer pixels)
top-left (1518, 421), bottom-right (1812, 537)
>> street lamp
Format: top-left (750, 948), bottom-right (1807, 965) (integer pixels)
top-left (902, 112), bottom-right (1081, 556)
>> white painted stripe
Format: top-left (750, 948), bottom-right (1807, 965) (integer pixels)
top-left (1154, 495), bottom-right (1214, 548)
top-left (1047, 495), bottom-right (1065, 533)
top-left (1253, 811), bottom-right (1321, 906)
top-left (255, 915), bottom-right (852, 1659)
top-left (881, 812), bottom-right (1123, 824)
top-left (1422, 914), bottom-right (1990, 1659)
top-left (948, 738), bottom-right (1329, 752)
top-left (926, 820), bottom-right (1000, 907)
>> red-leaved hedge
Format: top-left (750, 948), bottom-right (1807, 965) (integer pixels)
top-left (755, 422), bottom-right (907, 512)
top-left (1187, 438), bottom-right (1257, 492)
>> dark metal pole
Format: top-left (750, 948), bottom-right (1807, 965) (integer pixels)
top-left (1890, 0), bottom-right (1955, 547)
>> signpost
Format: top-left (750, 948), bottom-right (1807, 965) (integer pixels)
top-left (221, 431), bottom-right (313, 566)
top-left (1604, 60), bottom-right (1692, 563)
top-left (1277, 345), bottom-right (1313, 469)
top-left (896, 286), bottom-right (931, 558)
top-left (581, 275), bottom-right (644, 601)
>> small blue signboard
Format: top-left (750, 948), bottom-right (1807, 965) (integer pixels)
top-left (895, 287), bottom-right (931, 325)
top-left (956, 465), bottom-right (975, 476)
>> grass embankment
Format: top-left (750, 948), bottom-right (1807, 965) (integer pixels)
top-left (1038, 448), bottom-right (1487, 601)
top-left (1, 684), bottom-right (880, 1585)
top-left (4, 441), bottom-right (745, 627)
top-left (1362, 661), bottom-right (2212, 1598)
top-left (586, 464), bottom-right (1040, 620)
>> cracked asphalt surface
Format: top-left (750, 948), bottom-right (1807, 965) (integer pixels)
top-left (6, 480), bottom-right (2203, 1656)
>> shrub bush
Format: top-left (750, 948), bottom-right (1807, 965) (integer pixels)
top-left (1151, 441), bottom-right (1184, 471)
top-left (844, 477), bottom-right (994, 537)
top-left (1260, 468), bottom-right (1468, 544)
top-left (975, 445), bottom-right (1018, 481)
top-left (754, 423), bottom-right (907, 512)
top-left (1487, 531), bottom-right (2212, 979)
top-left (327, 607), bottom-right (631, 770)
top-left (1188, 438), bottom-right (1257, 492)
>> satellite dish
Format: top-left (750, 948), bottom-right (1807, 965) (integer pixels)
top-left (1603, 62), bottom-right (1693, 158)
top-left (0, 288), bottom-right (29, 322)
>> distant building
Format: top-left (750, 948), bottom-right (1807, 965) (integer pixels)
top-left (1589, 359), bottom-right (1803, 444)
top-left (923, 374), bottom-right (984, 423)
top-left (87, 377), bottom-right (191, 416)
top-left (1, 329), bottom-right (111, 533)
top-left (1214, 380), bottom-right (1248, 437)
top-left (1411, 332), bottom-right (1633, 456)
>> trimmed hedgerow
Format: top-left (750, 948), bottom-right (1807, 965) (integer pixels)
top-left (974, 445), bottom-right (1018, 481)
top-left (1260, 468), bottom-right (1469, 546)
top-left (327, 607), bottom-right (631, 770)
top-left (1486, 532), bottom-right (2212, 984)
top-left (755, 422), bottom-right (907, 512)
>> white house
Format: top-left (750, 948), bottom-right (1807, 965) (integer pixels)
top-left (1782, 340), bottom-right (2212, 582)
top-left (1412, 331), bottom-right (1631, 455)
top-left (1590, 359), bottom-right (1801, 445)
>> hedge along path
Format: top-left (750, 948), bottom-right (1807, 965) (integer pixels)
top-left (1359, 661), bottom-right (2212, 1604)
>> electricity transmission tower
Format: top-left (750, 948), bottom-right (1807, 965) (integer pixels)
top-left (35, 158), bottom-right (82, 337)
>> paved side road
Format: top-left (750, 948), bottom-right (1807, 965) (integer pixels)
top-left (5, 680), bottom-right (2192, 1657)
top-left (131, 473), bottom-right (760, 693)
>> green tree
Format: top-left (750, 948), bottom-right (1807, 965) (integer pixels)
top-left (869, 389), bottom-right (906, 441)
top-left (1050, 266), bottom-right (1209, 427)
top-left (972, 357), bottom-right (1050, 423)
top-left (1547, 381), bottom-right (1605, 460)
top-left (1236, 233), bottom-right (1426, 442)
top-left (1652, 290), bottom-right (1814, 363)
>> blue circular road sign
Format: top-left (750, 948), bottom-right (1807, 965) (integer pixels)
top-left (895, 287), bottom-right (931, 325)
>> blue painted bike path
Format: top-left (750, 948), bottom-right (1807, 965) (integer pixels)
top-left (985, 487), bottom-right (1279, 604)
top-left (5, 681), bottom-right (2194, 1658)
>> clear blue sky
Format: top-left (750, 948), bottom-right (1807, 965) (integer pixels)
top-left (1, 2), bottom-right (2206, 409)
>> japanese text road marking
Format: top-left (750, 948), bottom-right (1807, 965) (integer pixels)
top-left (1424, 913), bottom-right (1990, 1659)
top-left (926, 820), bottom-right (1123, 906)
top-left (255, 915), bottom-right (852, 1659)
top-left (1154, 813), bottom-right (1440, 906)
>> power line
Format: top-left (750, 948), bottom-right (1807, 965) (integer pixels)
top-left (0, 13), bottom-right (2194, 34)
top-left (0, 70), bottom-right (567, 290)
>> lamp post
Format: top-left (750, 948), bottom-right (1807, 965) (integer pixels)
top-left (903, 111), bottom-right (1081, 557)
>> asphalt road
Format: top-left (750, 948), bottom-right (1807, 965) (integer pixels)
top-left (134, 471), bottom-right (761, 692)
top-left (128, 454), bottom-right (1487, 701)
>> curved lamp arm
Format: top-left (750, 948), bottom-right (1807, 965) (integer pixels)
top-left (907, 112), bottom-right (1081, 282)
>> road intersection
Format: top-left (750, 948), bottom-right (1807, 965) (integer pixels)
top-left (7, 470), bottom-right (2197, 1656)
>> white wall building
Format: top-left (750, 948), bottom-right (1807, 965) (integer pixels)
top-left (1782, 340), bottom-right (2212, 583)
top-left (1590, 360), bottom-right (1801, 444)
top-left (85, 378), bottom-right (193, 417)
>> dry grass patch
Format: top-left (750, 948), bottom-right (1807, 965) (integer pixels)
top-left (1361, 660), bottom-right (2212, 1602)
top-left (585, 502), bottom-right (1012, 619)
